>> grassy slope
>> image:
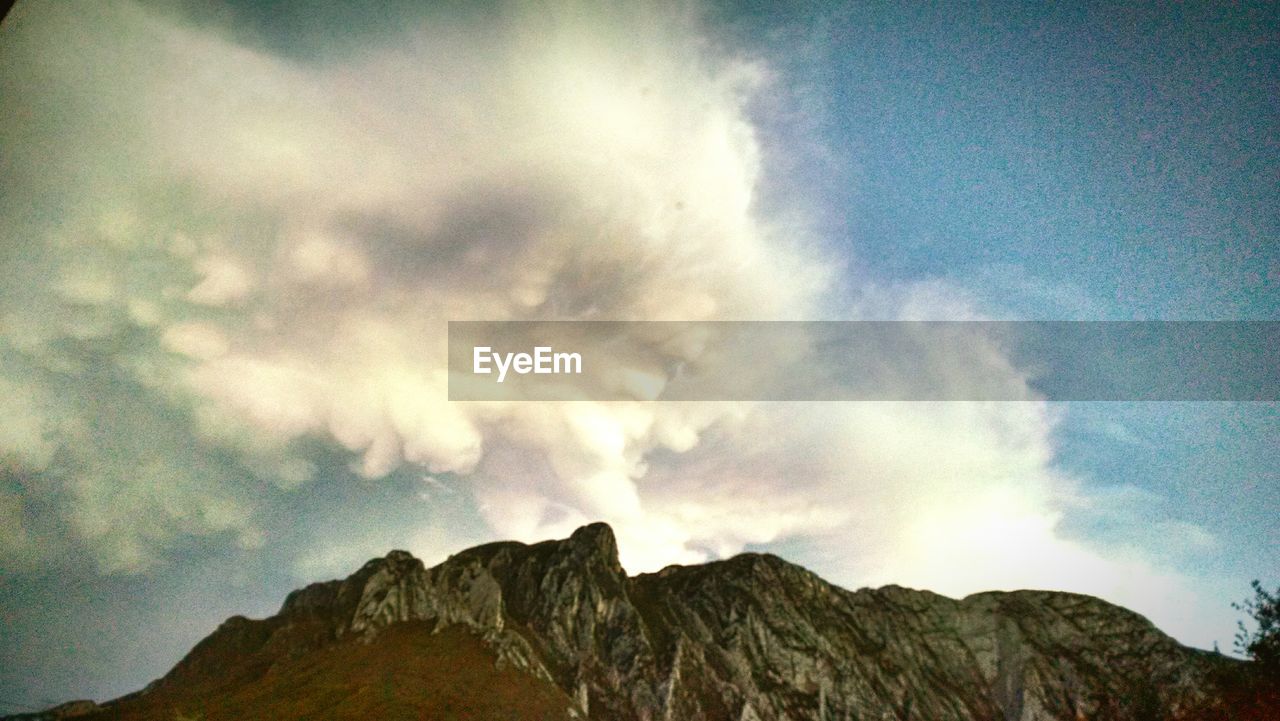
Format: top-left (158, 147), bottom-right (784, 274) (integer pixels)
top-left (79, 622), bottom-right (575, 721)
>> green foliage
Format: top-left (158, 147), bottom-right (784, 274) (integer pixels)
top-left (1233, 580), bottom-right (1280, 669)
top-left (1199, 580), bottom-right (1280, 720)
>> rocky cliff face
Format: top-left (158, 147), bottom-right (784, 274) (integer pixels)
top-left (18, 523), bottom-right (1232, 721)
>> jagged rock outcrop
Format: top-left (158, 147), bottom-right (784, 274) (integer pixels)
top-left (15, 522), bottom-right (1238, 721)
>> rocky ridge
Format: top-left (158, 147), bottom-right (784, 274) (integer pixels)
top-left (12, 522), bottom-right (1229, 720)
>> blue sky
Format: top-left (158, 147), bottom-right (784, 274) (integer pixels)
top-left (0, 0), bottom-right (1275, 710)
top-left (723, 1), bottom-right (1277, 320)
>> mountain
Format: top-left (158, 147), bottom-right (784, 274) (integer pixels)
top-left (7, 522), bottom-right (1246, 720)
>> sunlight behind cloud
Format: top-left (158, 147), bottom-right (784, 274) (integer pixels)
top-left (0, 0), bottom-right (1228, 650)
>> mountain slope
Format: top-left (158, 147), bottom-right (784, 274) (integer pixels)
top-left (14, 523), bottom-right (1234, 720)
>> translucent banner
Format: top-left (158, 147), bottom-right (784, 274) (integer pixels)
top-left (447, 321), bottom-right (1278, 401)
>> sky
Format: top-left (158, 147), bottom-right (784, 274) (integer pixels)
top-left (0, 0), bottom-right (1276, 710)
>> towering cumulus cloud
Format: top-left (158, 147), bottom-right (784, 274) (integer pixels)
top-left (0, 1), bottom-right (1218, 645)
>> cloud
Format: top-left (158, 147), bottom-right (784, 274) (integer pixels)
top-left (0, 0), bottom-right (1226, 647)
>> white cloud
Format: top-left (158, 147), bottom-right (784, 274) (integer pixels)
top-left (0, 0), bottom-right (1227, 647)
top-left (187, 254), bottom-right (254, 306)
top-left (162, 321), bottom-right (230, 359)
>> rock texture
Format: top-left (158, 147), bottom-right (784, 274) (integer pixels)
top-left (11, 522), bottom-right (1236, 721)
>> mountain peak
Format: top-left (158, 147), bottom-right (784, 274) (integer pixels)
top-left (31, 524), bottom-right (1235, 721)
top-left (567, 521), bottom-right (620, 565)
top-left (383, 548), bottom-right (418, 563)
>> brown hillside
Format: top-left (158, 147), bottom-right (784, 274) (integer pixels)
top-left (77, 621), bottom-right (574, 721)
